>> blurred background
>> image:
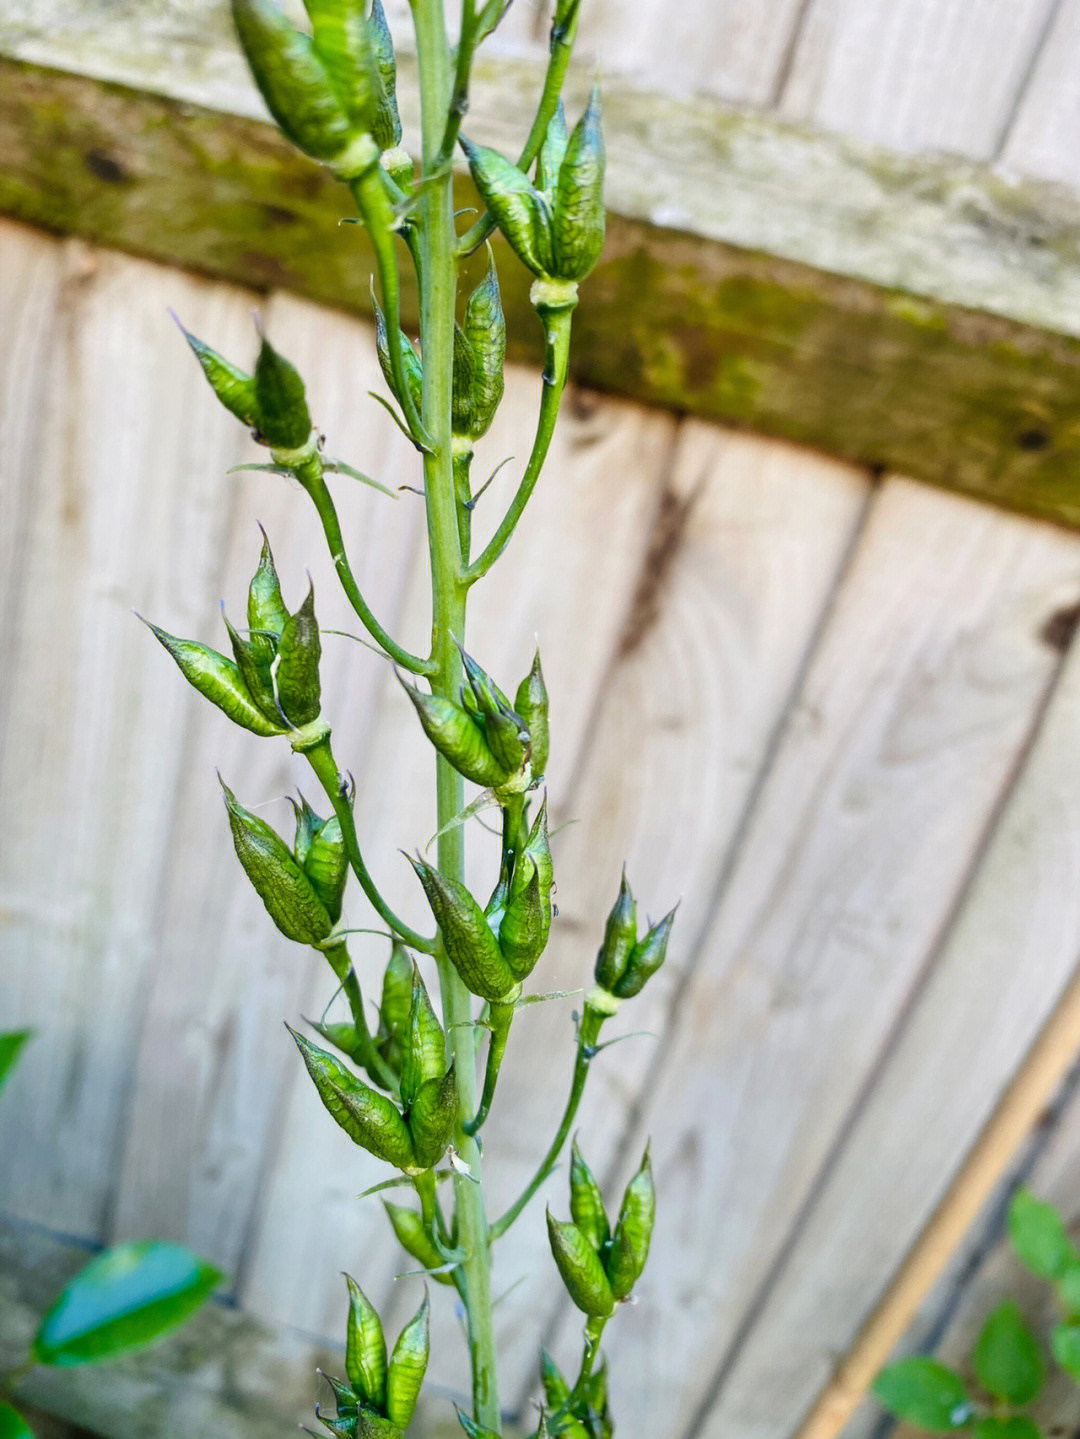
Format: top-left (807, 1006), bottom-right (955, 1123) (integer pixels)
top-left (7, 2), bottom-right (1080, 1439)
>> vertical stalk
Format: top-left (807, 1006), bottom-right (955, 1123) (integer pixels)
top-left (412, 0), bottom-right (501, 1428)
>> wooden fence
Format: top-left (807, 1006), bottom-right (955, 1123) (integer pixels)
top-left (6, 210), bottom-right (1080, 1439)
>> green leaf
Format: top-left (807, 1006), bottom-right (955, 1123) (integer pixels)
top-left (873, 1357), bottom-right (974, 1432)
top-left (974, 1302), bottom-right (1044, 1404)
top-left (1009, 1191), bottom-right (1075, 1279)
top-left (1052, 1321), bottom-right (1080, 1382)
top-left (974, 1419), bottom-right (1041, 1439)
top-left (0, 1404), bottom-right (35, 1439)
top-left (32, 1241), bottom-right (222, 1366)
top-left (0, 1030), bottom-right (32, 1091)
top-left (1057, 1263), bottom-right (1080, 1318)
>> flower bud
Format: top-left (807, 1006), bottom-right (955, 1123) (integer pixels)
top-left (515, 650), bottom-right (549, 780)
top-left (569, 1139), bottom-right (609, 1253)
top-left (344, 1275), bottom-right (388, 1411)
top-left (254, 333), bottom-right (313, 450)
top-left (386, 1293), bottom-right (430, 1428)
top-left (146, 623), bottom-right (286, 737)
top-left (276, 581), bottom-right (322, 725)
top-left (221, 780), bottom-right (334, 944)
top-left (551, 87), bottom-right (605, 281)
top-left (611, 907), bottom-right (676, 999)
top-left (399, 677), bottom-right (511, 788)
top-left (546, 1211), bottom-right (615, 1318)
top-left (289, 1028), bottom-right (416, 1168)
top-left (400, 965), bottom-right (445, 1109)
top-left (604, 1147), bottom-right (655, 1301)
top-left (382, 1202), bottom-right (454, 1284)
top-left (177, 323), bottom-right (259, 427)
top-left (407, 858), bottom-right (517, 1001)
top-left (593, 870), bottom-right (636, 992)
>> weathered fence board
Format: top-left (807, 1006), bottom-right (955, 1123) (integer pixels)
top-left (1002, 0), bottom-right (1080, 186)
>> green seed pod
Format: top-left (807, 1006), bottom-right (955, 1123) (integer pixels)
top-left (222, 607), bottom-right (280, 722)
top-left (546, 1211), bottom-right (615, 1318)
top-left (248, 530), bottom-right (290, 652)
top-left (276, 582), bottom-right (322, 725)
top-left (383, 1202), bottom-right (454, 1284)
top-left (569, 1139), bottom-right (609, 1252)
top-left (399, 678), bottom-right (510, 787)
top-left (302, 0), bottom-right (380, 137)
top-left (367, 0), bottom-right (402, 150)
top-left (254, 333), bottom-right (312, 450)
top-left (456, 1416), bottom-right (500, 1439)
top-left (221, 781), bottom-right (334, 944)
top-left (535, 101), bottom-right (569, 194)
top-left (594, 870), bottom-right (637, 993)
top-left (177, 324), bottom-right (259, 427)
top-left (317, 1407), bottom-right (358, 1439)
top-left (386, 1292), bottom-right (430, 1428)
top-left (515, 650), bottom-right (550, 779)
top-left (304, 813), bottom-right (348, 923)
top-left (380, 944), bottom-right (414, 1045)
top-left (539, 1349), bottom-right (571, 1409)
top-left (311, 1018), bottom-right (367, 1065)
top-left (460, 137), bottom-right (553, 278)
top-left (147, 623), bottom-right (286, 737)
top-left (290, 791), bottom-right (324, 869)
top-left (318, 1370), bottom-right (358, 1417)
top-left (518, 795), bottom-right (554, 895)
top-left (408, 1065), bottom-right (458, 1169)
top-left (232, 0), bottom-right (355, 161)
top-left (373, 297), bottom-right (424, 418)
top-left (451, 323), bottom-right (477, 437)
top-left (499, 857), bottom-right (550, 979)
top-left (551, 88), bottom-right (605, 282)
top-left (289, 1028), bottom-right (416, 1168)
top-left (408, 858), bottom-right (517, 1001)
top-left (459, 252), bottom-right (506, 440)
top-left (400, 965), bottom-right (445, 1108)
top-left (461, 650), bottom-right (529, 773)
top-left (604, 1147), bottom-right (655, 1301)
top-left (483, 861), bottom-right (511, 942)
top-left (354, 1414), bottom-right (402, 1439)
top-left (344, 1275), bottom-right (388, 1410)
top-left (612, 907), bottom-right (676, 999)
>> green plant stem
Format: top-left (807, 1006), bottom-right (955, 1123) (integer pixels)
top-left (296, 455), bottom-right (434, 675)
top-left (455, 0), bottom-right (582, 258)
top-left (321, 940), bottom-right (400, 1093)
top-left (464, 998), bottom-right (514, 1135)
top-left (414, 0), bottom-right (501, 1427)
top-left (304, 735), bottom-right (438, 954)
top-left (490, 1001), bottom-right (607, 1240)
top-left (465, 299), bottom-right (575, 584)
top-left (435, 0), bottom-right (478, 168)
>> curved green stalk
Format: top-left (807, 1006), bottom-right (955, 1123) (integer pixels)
top-left (464, 999), bottom-right (514, 1135)
top-left (321, 940), bottom-right (400, 1093)
top-left (305, 735), bottom-right (438, 954)
top-left (435, 0), bottom-right (478, 169)
top-left (296, 455), bottom-right (434, 675)
top-left (490, 1002), bottom-right (607, 1240)
top-left (465, 299), bottom-right (574, 584)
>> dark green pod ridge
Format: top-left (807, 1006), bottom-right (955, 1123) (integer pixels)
top-left (386, 1292), bottom-right (430, 1428)
top-left (232, 0), bottom-right (355, 161)
top-left (248, 530), bottom-right (290, 651)
top-left (302, 0), bottom-right (380, 137)
top-left (569, 1138), bottom-right (609, 1252)
top-left (373, 298), bottom-right (424, 418)
top-left (222, 607), bottom-right (280, 722)
top-left (515, 650), bottom-right (550, 779)
top-left (499, 857), bottom-right (550, 978)
top-left (546, 1211), bottom-right (615, 1318)
top-left (535, 102), bottom-right (569, 194)
top-left (458, 252), bottom-right (506, 440)
top-left (254, 333), bottom-right (312, 450)
top-left (408, 858), bottom-right (518, 1001)
top-left (177, 323), bottom-right (259, 427)
top-left (305, 812), bottom-right (348, 922)
top-left (408, 1064), bottom-right (458, 1169)
top-left (147, 623), bottom-right (286, 737)
top-left (382, 1201), bottom-right (454, 1284)
top-left (460, 137), bottom-right (553, 278)
top-left (289, 1028), bottom-right (416, 1168)
top-left (400, 965), bottom-right (445, 1108)
top-left (276, 582), bottom-right (322, 725)
top-left (539, 1349), bottom-right (571, 1409)
top-left (221, 781), bottom-right (335, 944)
top-left (594, 870), bottom-right (637, 992)
top-left (367, 0), bottom-right (402, 149)
top-left (399, 677), bottom-right (510, 788)
top-left (604, 1147), bottom-right (655, 1301)
top-left (551, 88), bottom-right (606, 281)
top-left (612, 907), bottom-right (676, 999)
top-left (451, 322), bottom-right (477, 436)
top-left (378, 943), bottom-right (413, 1064)
top-left (344, 1275), bottom-right (388, 1411)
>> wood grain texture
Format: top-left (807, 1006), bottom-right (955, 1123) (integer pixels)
top-left (538, 481), bottom-right (1080, 1439)
top-left (1002, 0), bottom-right (1080, 186)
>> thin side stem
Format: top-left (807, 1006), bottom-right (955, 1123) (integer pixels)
top-left (465, 300), bottom-right (574, 584)
top-left (490, 1001), bottom-right (607, 1239)
top-left (305, 735), bottom-right (438, 954)
top-left (297, 456), bottom-right (434, 675)
top-left (321, 940), bottom-right (400, 1093)
top-left (435, 0), bottom-right (479, 168)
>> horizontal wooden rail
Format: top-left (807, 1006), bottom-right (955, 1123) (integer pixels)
top-left (6, 4), bottom-right (1080, 526)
